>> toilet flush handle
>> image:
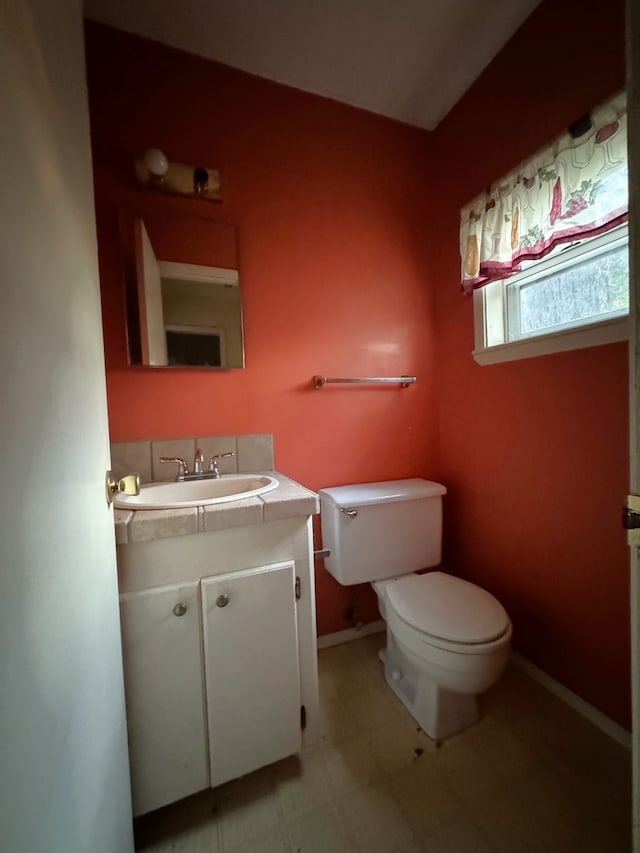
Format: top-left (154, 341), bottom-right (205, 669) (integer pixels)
top-left (340, 507), bottom-right (358, 518)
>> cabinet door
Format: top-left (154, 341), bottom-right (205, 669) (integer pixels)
top-left (119, 582), bottom-right (208, 816)
top-left (202, 562), bottom-right (301, 787)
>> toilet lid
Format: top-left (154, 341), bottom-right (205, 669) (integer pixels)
top-left (385, 572), bottom-right (509, 644)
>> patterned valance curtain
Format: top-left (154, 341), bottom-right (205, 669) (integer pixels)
top-left (460, 92), bottom-right (628, 293)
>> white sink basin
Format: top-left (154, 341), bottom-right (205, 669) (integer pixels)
top-left (114, 474), bottom-right (279, 510)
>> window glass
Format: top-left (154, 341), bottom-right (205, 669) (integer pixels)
top-left (506, 236), bottom-right (629, 341)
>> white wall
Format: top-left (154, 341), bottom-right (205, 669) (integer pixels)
top-left (0, 2), bottom-right (133, 851)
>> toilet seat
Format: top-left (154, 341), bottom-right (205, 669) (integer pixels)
top-left (376, 572), bottom-right (510, 651)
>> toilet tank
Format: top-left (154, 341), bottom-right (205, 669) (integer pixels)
top-left (319, 479), bottom-right (447, 586)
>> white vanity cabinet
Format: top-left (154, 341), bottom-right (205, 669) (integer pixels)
top-left (116, 514), bottom-right (319, 817)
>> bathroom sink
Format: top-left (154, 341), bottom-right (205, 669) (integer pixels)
top-left (114, 474), bottom-right (279, 510)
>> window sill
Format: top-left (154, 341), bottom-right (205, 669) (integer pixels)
top-left (473, 315), bottom-right (629, 365)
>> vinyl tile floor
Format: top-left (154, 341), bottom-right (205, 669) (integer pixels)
top-left (134, 633), bottom-right (631, 852)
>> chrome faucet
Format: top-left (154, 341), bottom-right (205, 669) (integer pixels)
top-left (160, 450), bottom-right (235, 481)
top-left (208, 452), bottom-right (236, 478)
top-left (159, 456), bottom-right (189, 479)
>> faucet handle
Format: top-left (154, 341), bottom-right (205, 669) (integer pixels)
top-left (208, 451), bottom-right (235, 473)
top-left (160, 457), bottom-right (189, 480)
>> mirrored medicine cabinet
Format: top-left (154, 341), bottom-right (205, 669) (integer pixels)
top-left (119, 209), bottom-right (245, 369)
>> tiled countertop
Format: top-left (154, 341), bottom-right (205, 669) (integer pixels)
top-left (114, 471), bottom-right (319, 545)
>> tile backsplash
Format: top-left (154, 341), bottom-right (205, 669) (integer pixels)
top-left (111, 434), bottom-right (275, 483)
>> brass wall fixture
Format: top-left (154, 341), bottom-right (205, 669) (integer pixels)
top-left (135, 148), bottom-right (222, 201)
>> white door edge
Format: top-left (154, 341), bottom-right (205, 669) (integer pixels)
top-left (627, 0), bottom-right (640, 845)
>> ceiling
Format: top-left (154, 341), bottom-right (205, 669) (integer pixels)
top-left (84, 0), bottom-right (541, 130)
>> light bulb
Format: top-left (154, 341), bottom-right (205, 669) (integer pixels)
top-left (143, 148), bottom-right (169, 178)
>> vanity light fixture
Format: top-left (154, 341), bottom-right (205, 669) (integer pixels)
top-left (143, 148), bottom-right (169, 184)
top-left (135, 148), bottom-right (222, 201)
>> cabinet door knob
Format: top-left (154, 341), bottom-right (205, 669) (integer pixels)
top-left (173, 602), bottom-right (188, 617)
top-left (216, 594), bottom-right (230, 608)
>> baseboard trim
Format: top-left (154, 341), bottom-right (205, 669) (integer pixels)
top-left (317, 620), bottom-right (385, 649)
top-left (511, 651), bottom-right (631, 750)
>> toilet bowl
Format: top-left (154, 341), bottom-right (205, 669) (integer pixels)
top-left (373, 572), bottom-right (511, 739)
top-left (319, 479), bottom-right (512, 740)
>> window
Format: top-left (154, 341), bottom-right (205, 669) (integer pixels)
top-left (507, 229), bottom-right (628, 339)
top-left (462, 91), bottom-right (629, 365)
top-left (474, 226), bottom-right (629, 364)
top-left (474, 227), bottom-right (629, 361)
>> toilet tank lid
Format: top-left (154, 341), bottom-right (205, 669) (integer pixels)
top-left (319, 479), bottom-right (446, 509)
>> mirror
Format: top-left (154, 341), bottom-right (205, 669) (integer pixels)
top-left (120, 209), bottom-right (244, 368)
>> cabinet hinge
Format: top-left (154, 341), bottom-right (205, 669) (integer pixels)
top-left (300, 705), bottom-right (306, 730)
top-left (623, 494), bottom-right (640, 527)
top-left (624, 495), bottom-right (640, 546)
top-left (295, 577), bottom-right (301, 600)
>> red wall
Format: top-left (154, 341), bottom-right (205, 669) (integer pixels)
top-left (86, 0), bottom-right (631, 728)
top-left (85, 22), bottom-right (438, 636)
top-left (428, 0), bottom-right (630, 728)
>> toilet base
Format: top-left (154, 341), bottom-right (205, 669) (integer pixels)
top-left (380, 633), bottom-right (480, 741)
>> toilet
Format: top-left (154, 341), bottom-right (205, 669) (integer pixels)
top-left (319, 479), bottom-right (512, 740)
